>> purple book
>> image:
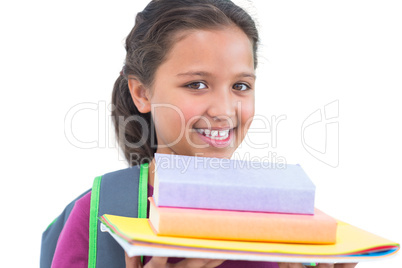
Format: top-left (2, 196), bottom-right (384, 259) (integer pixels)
top-left (153, 153), bottom-right (315, 214)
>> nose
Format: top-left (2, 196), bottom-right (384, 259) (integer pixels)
top-left (206, 89), bottom-right (237, 126)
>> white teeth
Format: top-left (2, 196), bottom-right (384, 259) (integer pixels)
top-left (195, 129), bottom-right (230, 140)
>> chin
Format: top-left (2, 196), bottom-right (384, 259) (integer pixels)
top-left (194, 150), bottom-right (235, 159)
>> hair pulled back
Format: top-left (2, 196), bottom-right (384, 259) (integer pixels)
top-left (112, 0), bottom-right (259, 166)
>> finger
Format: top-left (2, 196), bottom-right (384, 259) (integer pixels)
top-left (334, 263), bottom-right (358, 268)
top-left (173, 258), bottom-right (224, 268)
top-left (173, 258), bottom-right (209, 267)
top-left (278, 263), bottom-right (305, 268)
top-left (145, 256), bottom-right (169, 268)
top-left (201, 259), bottom-right (226, 268)
top-left (316, 264), bottom-right (334, 268)
top-left (124, 253), bottom-right (142, 268)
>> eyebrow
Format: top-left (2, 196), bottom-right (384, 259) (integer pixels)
top-left (176, 71), bottom-right (256, 80)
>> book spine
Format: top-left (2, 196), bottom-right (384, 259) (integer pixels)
top-left (150, 200), bottom-right (337, 244)
top-left (156, 181), bottom-right (315, 214)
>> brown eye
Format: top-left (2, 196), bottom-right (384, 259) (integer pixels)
top-left (186, 82), bottom-right (207, 90)
top-left (233, 83), bottom-right (250, 91)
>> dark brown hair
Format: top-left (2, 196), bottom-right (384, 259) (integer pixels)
top-left (112, 0), bottom-right (259, 166)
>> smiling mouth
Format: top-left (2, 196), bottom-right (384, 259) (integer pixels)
top-left (194, 128), bottom-right (231, 140)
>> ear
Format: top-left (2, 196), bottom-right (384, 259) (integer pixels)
top-left (127, 78), bottom-right (151, 113)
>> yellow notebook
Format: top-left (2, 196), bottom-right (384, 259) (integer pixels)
top-left (100, 214), bottom-right (399, 263)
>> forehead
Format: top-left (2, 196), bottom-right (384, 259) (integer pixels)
top-left (158, 26), bottom-right (255, 76)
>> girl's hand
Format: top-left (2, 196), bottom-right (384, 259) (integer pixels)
top-left (278, 263), bottom-right (358, 268)
top-left (125, 253), bottom-right (225, 268)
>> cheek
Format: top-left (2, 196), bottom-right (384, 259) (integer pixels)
top-left (177, 101), bottom-right (207, 127)
top-left (152, 105), bottom-right (184, 138)
top-left (151, 89), bottom-right (204, 127)
top-left (240, 98), bottom-right (255, 129)
top-left (152, 102), bottom-right (203, 135)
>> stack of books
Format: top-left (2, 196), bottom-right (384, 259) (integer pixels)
top-left (149, 153), bottom-right (337, 244)
top-left (100, 153), bottom-right (400, 263)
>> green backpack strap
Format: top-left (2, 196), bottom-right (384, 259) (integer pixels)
top-left (137, 163), bottom-right (149, 219)
top-left (88, 163), bottom-right (149, 268)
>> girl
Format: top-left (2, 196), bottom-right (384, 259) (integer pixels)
top-left (52, 0), bottom-right (356, 267)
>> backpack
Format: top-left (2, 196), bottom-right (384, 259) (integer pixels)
top-left (40, 163), bottom-right (149, 268)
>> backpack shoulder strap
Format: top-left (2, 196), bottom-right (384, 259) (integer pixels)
top-left (40, 189), bottom-right (91, 268)
top-left (88, 163), bottom-right (149, 268)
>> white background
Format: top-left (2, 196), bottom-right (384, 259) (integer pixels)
top-left (1, 0), bottom-right (401, 267)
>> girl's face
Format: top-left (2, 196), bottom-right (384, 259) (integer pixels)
top-left (145, 26), bottom-right (255, 158)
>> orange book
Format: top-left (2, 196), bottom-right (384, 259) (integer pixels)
top-left (149, 197), bottom-right (337, 244)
